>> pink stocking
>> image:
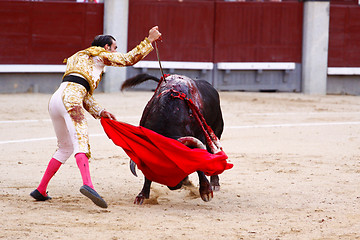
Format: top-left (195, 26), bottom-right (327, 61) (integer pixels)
top-left (75, 153), bottom-right (94, 189)
top-left (37, 158), bottom-right (62, 196)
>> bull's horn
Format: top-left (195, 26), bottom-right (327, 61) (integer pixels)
top-left (130, 160), bottom-right (138, 177)
top-left (177, 136), bottom-right (206, 149)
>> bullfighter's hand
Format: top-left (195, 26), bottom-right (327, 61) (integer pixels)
top-left (147, 26), bottom-right (162, 43)
top-left (101, 110), bottom-right (117, 121)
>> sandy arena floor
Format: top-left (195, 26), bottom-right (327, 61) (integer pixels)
top-left (1, 91), bottom-right (360, 239)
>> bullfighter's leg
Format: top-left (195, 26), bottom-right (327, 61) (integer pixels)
top-left (134, 177), bottom-right (152, 205)
top-left (197, 171), bottom-right (213, 202)
top-left (30, 158), bottom-right (62, 201)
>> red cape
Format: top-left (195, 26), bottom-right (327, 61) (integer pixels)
top-left (101, 118), bottom-right (233, 187)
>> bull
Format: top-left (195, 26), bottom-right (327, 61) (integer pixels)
top-left (121, 73), bottom-right (225, 205)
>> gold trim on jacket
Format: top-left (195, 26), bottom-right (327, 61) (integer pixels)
top-left (63, 38), bottom-right (153, 95)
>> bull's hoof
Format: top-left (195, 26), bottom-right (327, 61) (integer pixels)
top-left (199, 186), bottom-right (213, 202)
top-left (200, 191), bottom-right (213, 202)
top-left (134, 193), bottom-right (149, 205)
top-left (210, 175), bottom-right (220, 192)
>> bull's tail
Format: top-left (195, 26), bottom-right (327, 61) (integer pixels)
top-left (121, 74), bottom-right (160, 91)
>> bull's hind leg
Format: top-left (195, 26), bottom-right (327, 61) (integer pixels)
top-left (134, 177), bottom-right (152, 205)
top-left (210, 175), bottom-right (220, 191)
top-left (197, 171), bottom-right (213, 202)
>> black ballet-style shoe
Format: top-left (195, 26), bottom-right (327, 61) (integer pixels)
top-left (80, 185), bottom-right (108, 208)
top-left (30, 189), bottom-right (52, 201)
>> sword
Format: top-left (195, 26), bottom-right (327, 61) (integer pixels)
top-left (154, 40), bottom-right (166, 82)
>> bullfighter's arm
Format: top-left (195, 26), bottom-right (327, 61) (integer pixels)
top-left (100, 38), bottom-right (153, 67)
top-left (83, 93), bottom-right (105, 119)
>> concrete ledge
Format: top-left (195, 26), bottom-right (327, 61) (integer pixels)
top-left (328, 67), bottom-right (360, 75)
top-left (217, 62), bottom-right (296, 70)
top-left (0, 64), bottom-right (66, 73)
top-left (133, 61), bottom-right (214, 70)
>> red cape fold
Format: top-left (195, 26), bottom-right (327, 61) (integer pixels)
top-left (100, 118), bottom-right (233, 187)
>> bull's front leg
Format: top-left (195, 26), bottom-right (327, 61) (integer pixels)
top-left (197, 171), bottom-right (213, 202)
top-left (134, 177), bottom-right (152, 205)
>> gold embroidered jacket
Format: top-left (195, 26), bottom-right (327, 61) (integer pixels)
top-left (63, 38), bottom-right (153, 118)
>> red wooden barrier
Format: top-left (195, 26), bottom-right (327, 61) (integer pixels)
top-left (128, 0), bottom-right (215, 62)
top-left (214, 1), bottom-right (303, 63)
top-left (328, 3), bottom-right (360, 67)
top-left (331, 0), bottom-right (358, 5)
top-left (128, 0), bottom-right (303, 63)
top-left (2, 0), bottom-right (360, 68)
top-left (0, 1), bottom-right (103, 64)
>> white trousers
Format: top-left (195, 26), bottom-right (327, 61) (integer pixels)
top-left (49, 82), bottom-right (89, 163)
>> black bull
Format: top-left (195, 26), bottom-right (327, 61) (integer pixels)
top-left (121, 73), bottom-right (224, 205)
